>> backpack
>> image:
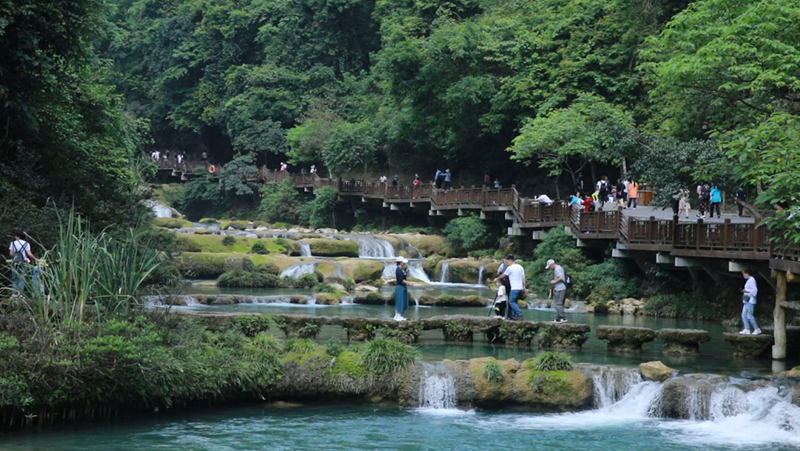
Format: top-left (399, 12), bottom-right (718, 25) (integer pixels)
top-left (11, 241), bottom-right (28, 267)
top-left (564, 272), bottom-right (574, 289)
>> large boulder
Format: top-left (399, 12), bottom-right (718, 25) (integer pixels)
top-left (639, 361), bottom-right (676, 382)
top-left (436, 258), bottom-right (488, 284)
top-left (596, 326), bottom-right (656, 352)
top-left (536, 323), bottom-right (591, 350)
top-left (418, 294), bottom-right (488, 307)
top-left (314, 292), bottom-right (341, 305)
top-left (393, 233), bottom-right (448, 257)
top-left (339, 259), bottom-right (384, 282)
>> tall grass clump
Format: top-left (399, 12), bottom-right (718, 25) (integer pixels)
top-left (9, 210), bottom-right (161, 334)
top-left (361, 337), bottom-right (420, 376)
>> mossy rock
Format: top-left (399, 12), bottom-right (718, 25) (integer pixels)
top-left (436, 258), bottom-right (485, 284)
top-left (154, 217), bottom-right (192, 229)
top-left (220, 220), bottom-right (250, 230)
top-left (354, 292), bottom-right (389, 305)
top-left (395, 233), bottom-right (448, 257)
top-left (513, 364), bottom-right (592, 409)
top-left (315, 292), bottom-right (341, 305)
top-left (328, 350), bottom-right (367, 379)
top-left (468, 357), bottom-right (518, 402)
top-left (340, 259), bottom-right (384, 282)
top-left (305, 238), bottom-right (359, 257)
top-left (176, 234), bottom-right (289, 254)
top-left (177, 252), bottom-right (286, 278)
top-left (418, 295), bottom-right (486, 307)
top-left (423, 255), bottom-right (445, 278)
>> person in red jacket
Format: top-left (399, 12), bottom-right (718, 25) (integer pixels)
top-left (581, 196), bottom-right (594, 213)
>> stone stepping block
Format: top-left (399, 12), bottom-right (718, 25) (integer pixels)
top-left (535, 322), bottom-right (591, 350)
top-left (722, 332), bottom-right (773, 359)
top-left (596, 325), bottom-right (656, 352)
top-left (656, 329), bottom-right (711, 355)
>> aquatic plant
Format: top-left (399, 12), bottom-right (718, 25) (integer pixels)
top-left (361, 338), bottom-right (420, 376)
top-left (528, 352), bottom-right (573, 372)
top-left (482, 359), bottom-right (505, 383)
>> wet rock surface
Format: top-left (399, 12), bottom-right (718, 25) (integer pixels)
top-left (639, 361), bottom-right (676, 382)
top-left (656, 328), bottom-right (711, 355)
top-left (596, 326), bottom-right (656, 352)
top-left (722, 332), bottom-right (773, 358)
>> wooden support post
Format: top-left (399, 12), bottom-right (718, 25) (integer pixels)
top-left (773, 270), bottom-right (787, 360)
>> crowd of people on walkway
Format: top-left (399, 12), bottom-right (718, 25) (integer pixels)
top-left (150, 150), bottom-right (188, 170)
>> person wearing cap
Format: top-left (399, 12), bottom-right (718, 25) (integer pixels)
top-left (394, 257), bottom-right (409, 321)
top-left (493, 254), bottom-right (525, 320)
top-left (546, 259), bottom-right (568, 323)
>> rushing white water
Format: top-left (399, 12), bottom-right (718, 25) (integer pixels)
top-left (344, 234), bottom-right (396, 258)
top-left (439, 262), bottom-right (450, 283)
top-left (146, 200), bottom-right (174, 218)
top-left (590, 366), bottom-right (643, 408)
top-left (382, 260), bottom-right (433, 284)
top-left (298, 241), bottom-right (312, 257)
top-left (280, 263), bottom-right (317, 279)
top-left (477, 264), bottom-right (485, 285)
top-left (418, 362), bottom-right (457, 409)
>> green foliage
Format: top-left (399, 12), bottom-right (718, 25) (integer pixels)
top-left (222, 235), bottom-right (236, 246)
top-left (527, 352), bottom-right (573, 372)
top-left (527, 371), bottom-right (571, 396)
top-left (251, 242), bottom-right (268, 254)
top-left (643, 293), bottom-right (720, 320)
top-left (325, 338), bottom-right (345, 358)
top-left (341, 278), bottom-right (356, 292)
top-left (482, 359), bottom-right (505, 383)
top-left (260, 180), bottom-right (303, 224)
top-left (294, 273), bottom-right (321, 289)
top-left (299, 187), bottom-right (340, 229)
top-left (361, 337), bottom-right (420, 376)
top-left (154, 218), bottom-right (192, 229)
top-left (323, 120), bottom-right (378, 176)
top-left (217, 270), bottom-right (283, 289)
top-left (231, 316), bottom-right (272, 337)
top-left (443, 216), bottom-right (490, 255)
top-left (586, 285), bottom-right (615, 306)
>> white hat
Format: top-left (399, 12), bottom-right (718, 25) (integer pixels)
top-left (395, 257), bottom-right (408, 264)
top-left (545, 259), bottom-right (555, 269)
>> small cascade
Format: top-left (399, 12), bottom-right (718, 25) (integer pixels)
top-left (407, 260), bottom-right (432, 284)
top-left (588, 366), bottom-right (642, 408)
top-left (439, 262), bottom-right (450, 283)
top-left (298, 241), bottom-right (312, 257)
top-left (477, 264), bottom-right (485, 285)
top-left (418, 362), bottom-right (457, 409)
top-left (280, 262), bottom-right (317, 279)
top-left (146, 200), bottom-right (174, 218)
top-left (345, 234), bottom-right (396, 258)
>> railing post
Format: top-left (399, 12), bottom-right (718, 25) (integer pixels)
top-left (723, 219), bottom-right (730, 252)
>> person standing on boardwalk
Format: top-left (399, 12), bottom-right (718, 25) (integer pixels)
top-left (484, 173), bottom-right (491, 188)
top-left (627, 180), bottom-right (639, 208)
top-left (575, 172), bottom-right (584, 195)
top-left (443, 169), bottom-right (452, 191)
top-left (546, 259), bottom-right (568, 323)
top-left (739, 269), bottom-right (761, 335)
top-left (709, 184), bottom-right (722, 218)
top-left (434, 169), bottom-right (442, 189)
top-left (394, 257), bottom-right (409, 321)
top-left (493, 254), bottom-right (525, 320)
top-left (679, 189), bottom-right (691, 219)
top-left (391, 174), bottom-right (399, 187)
top-left (615, 180), bottom-right (626, 208)
top-left (735, 187), bottom-right (746, 216)
top-left (598, 176), bottom-right (609, 210)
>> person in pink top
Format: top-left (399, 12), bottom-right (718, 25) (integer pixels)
top-left (627, 180), bottom-right (639, 208)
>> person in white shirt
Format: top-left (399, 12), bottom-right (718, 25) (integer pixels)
top-left (739, 269), bottom-right (761, 335)
top-left (9, 231), bottom-right (36, 292)
top-left (536, 194), bottom-right (553, 206)
top-left (493, 254), bottom-right (525, 320)
top-left (546, 259), bottom-right (568, 323)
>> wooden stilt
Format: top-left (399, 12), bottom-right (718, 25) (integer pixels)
top-left (772, 271), bottom-right (787, 360)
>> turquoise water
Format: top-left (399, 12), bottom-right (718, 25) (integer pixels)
top-left (4, 402), bottom-right (799, 450)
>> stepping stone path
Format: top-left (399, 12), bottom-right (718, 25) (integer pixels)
top-left (656, 328), bottom-right (711, 355)
top-left (596, 325), bottom-right (656, 352)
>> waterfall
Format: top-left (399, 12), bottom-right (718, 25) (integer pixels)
top-left (439, 262), bottom-right (450, 283)
top-left (280, 262), bottom-right (317, 278)
top-left (477, 264), bottom-right (485, 285)
top-left (588, 366), bottom-right (642, 408)
top-left (344, 234), bottom-right (396, 258)
top-left (298, 241), bottom-right (312, 257)
top-left (418, 362), bottom-right (457, 409)
top-left (407, 260), bottom-right (432, 284)
top-left (146, 200), bottom-right (174, 218)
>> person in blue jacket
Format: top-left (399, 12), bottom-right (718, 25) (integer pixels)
top-left (709, 185), bottom-right (722, 218)
top-left (394, 257), bottom-right (409, 321)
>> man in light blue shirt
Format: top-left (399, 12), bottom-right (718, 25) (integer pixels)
top-left (739, 269), bottom-right (761, 335)
top-left (547, 259), bottom-right (568, 323)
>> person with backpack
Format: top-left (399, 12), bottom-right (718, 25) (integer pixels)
top-left (598, 176), bottom-right (609, 210)
top-left (492, 254), bottom-right (525, 320)
top-left (709, 184), bottom-right (722, 218)
top-left (546, 258), bottom-right (568, 323)
top-left (9, 231), bottom-right (36, 292)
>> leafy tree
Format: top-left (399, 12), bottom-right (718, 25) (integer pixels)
top-left (286, 102), bottom-right (342, 166)
top-left (259, 179), bottom-right (303, 223)
top-left (442, 216), bottom-right (489, 255)
top-left (299, 187), bottom-right (340, 229)
top-left (508, 94), bottom-right (636, 182)
top-left (323, 120), bottom-right (378, 176)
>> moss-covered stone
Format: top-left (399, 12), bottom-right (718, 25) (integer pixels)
top-left (417, 294), bottom-right (487, 307)
top-left (468, 357), bottom-right (518, 402)
top-left (340, 259), bottom-right (384, 282)
top-left (394, 233), bottom-right (447, 257)
top-left (423, 255), bottom-right (445, 278)
top-left (596, 326), bottom-right (656, 352)
top-left (536, 323), bottom-right (591, 350)
top-left (154, 217), bottom-right (192, 229)
top-left (722, 332), bottom-right (773, 359)
top-left (305, 238), bottom-right (359, 257)
top-left (314, 292), bottom-right (341, 305)
top-left (514, 363), bottom-right (592, 409)
top-left (656, 329), bottom-right (711, 355)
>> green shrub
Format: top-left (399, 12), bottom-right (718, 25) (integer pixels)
top-left (154, 217), bottom-right (192, 229)
top-left (285, 338), bottom-right (317, 354)
top-left (217, 270), bottom-right (282, 288)
top-left (325, 338), bottom-right (345, 357)
top-left (587, 284), bottom-right (615, 305)
top-left (361, 337), bottom-right (420, 376)
top-left (299, 186), bottom-right (339, 229)
top-left (527, 352), bottom-right (573, 371)
top-left (250, 242), bottom-right (268, 254)
top-left (256, 262), bottom-right (281, 275)
top-left (222, 235), bottom-right (236, 246)
top-left (231, 316), bottom-right (272, 337)
top-left (443, 215), bottom-right (490, 256)
top-left (341, 278), bottom-right (355, 292)
top-left (314, 283), bottom-right (339, 294)
top-left (643, 293), bottom-right (719, 320)
top-left (483, 359), bottom-right (505, 383)
top-left (293, 273), bottom-right (321, 288)
top-left (260, 180), bottom-right (302, 224)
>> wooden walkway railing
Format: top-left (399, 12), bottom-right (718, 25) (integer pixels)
top-left (256, 169), bottom-right (798, 269)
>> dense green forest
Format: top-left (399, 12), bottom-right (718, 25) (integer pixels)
top-left (2, 0), bottom-right (799, 235)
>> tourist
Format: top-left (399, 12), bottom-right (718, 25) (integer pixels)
top-left (391, 174), bottom-right (399, 187)
top-left (310, 165), bottom-right (317, 175)
top-left (581, 195), bottom-right (594, 213)
top-left (434, 169), bottom-right (443, 189)
top-left (493, 179), bottom-right (501, 189)
top-left (546, 259), bottom-right (567, 323)
top-left (484, 173), bottom-right (491, 189)
top-left (679, 189), bottom-right (691, 219)
top-left (627, 180), bottom-right (639, 209)
top-left (697, 184), bottom-right (709, 218)
top-left (575, 172), bottom-right (584, 194)
top-left (709, 184), bottom-right (722, 218)
top-left (569, 192), bottom-right (581, 206)
top-left (379, 174), bottom-right (387, 184)
top-left (536, 194), bottom-right (553, 206)
top-left (735, 187), bottom-right (745, 216)
top-left (443, 169), bottom-right (452, 191)
top-left (739, 269), bottom-right (761, 335)
top-left (279, 162), bottom-right (288, 172)
top-left (598, 176), bottom-right (609, 210)
top-left (616, 180), bottom-right (626, 208)
top-left (492, 254), bottom-right (525, 320)
top-left (412, 174), bottom-right (422, 186)
top-left (394, 257), bottom-right (409, 321)
top-left (9, 230), bottom-right (36, 293)
top-left (493, 276), bottom-right (511, 318)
